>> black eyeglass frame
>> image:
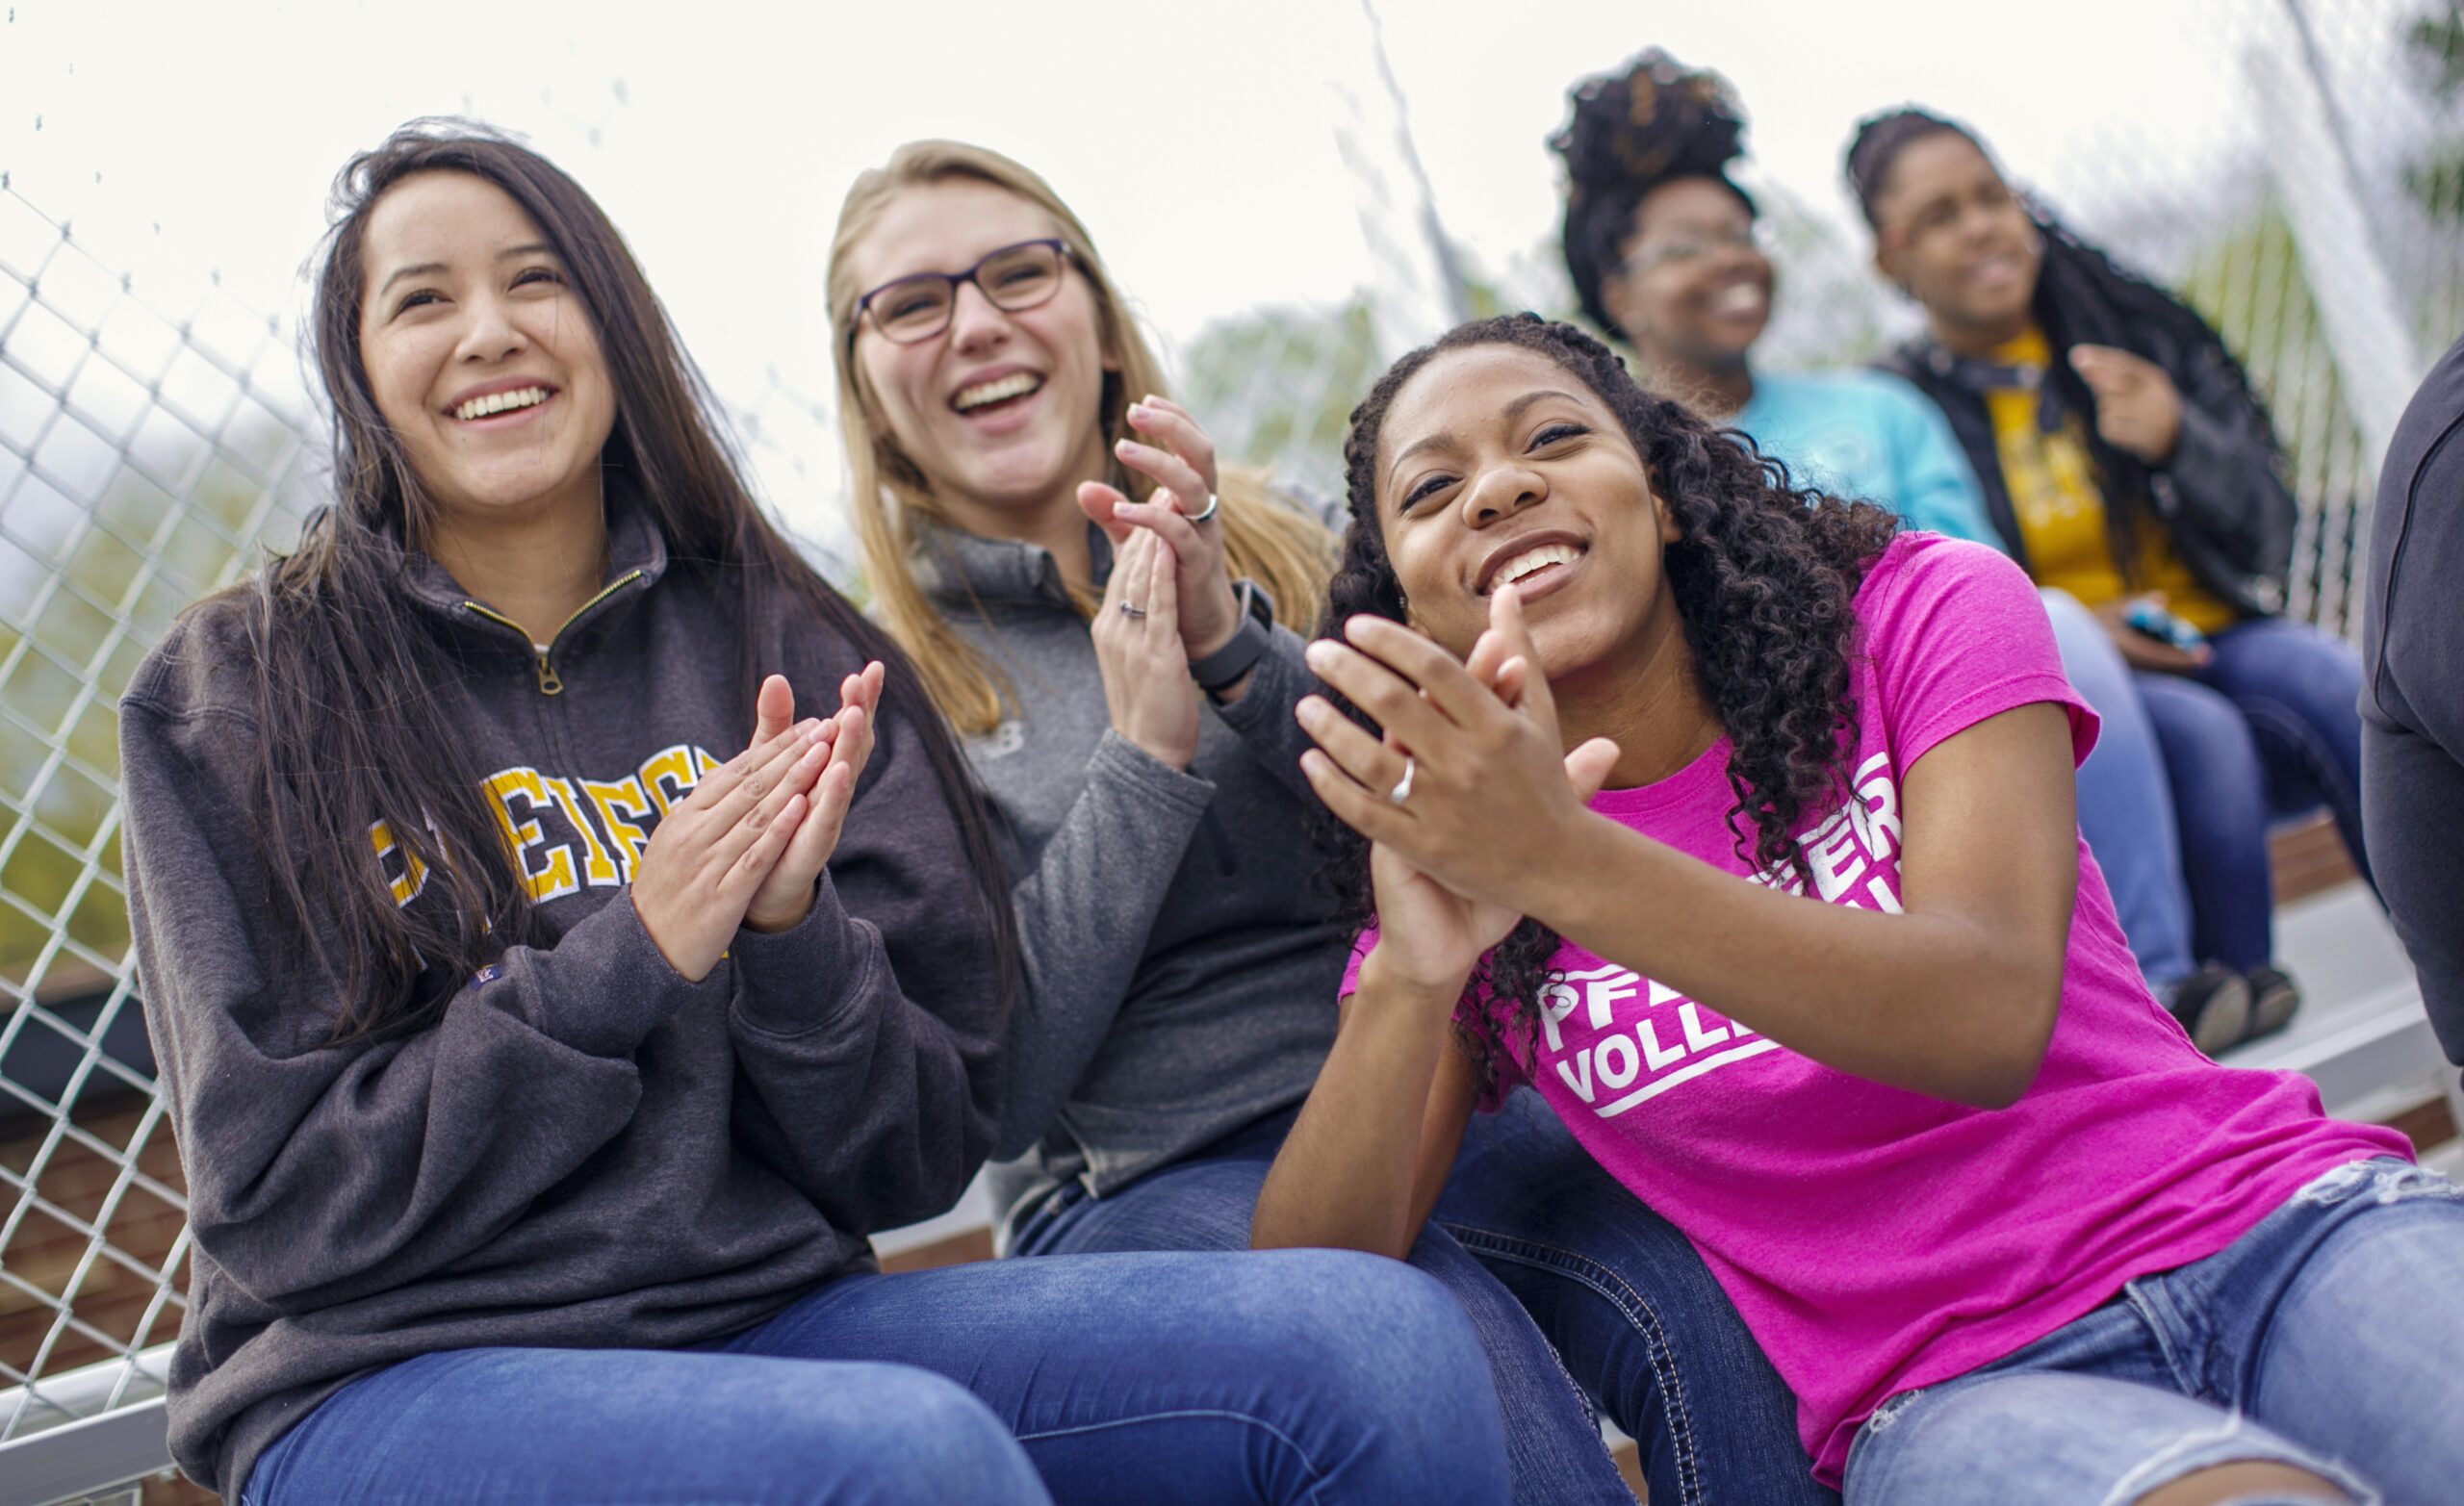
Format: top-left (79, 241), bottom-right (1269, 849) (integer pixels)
top-left (850, 238), bottom-right (1076, 346)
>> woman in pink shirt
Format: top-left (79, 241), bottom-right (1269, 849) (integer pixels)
top-left (1252, 313), bottom-right (2462, 1505)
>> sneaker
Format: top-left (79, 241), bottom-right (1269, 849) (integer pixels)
top-left (2242, 964), bottom-right (2302, 1043)
top-left (2163, 963), bottom-right (2252, 1056)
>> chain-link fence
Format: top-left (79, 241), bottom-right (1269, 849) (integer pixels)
top-left (3, 1), bottom-right (2456, 1500)
top-left (0, 174), bottom-right (321, 1500)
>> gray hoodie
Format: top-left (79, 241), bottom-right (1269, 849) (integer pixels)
top-left (119, 501), bottom-right (1005, 1496)
top-left (911, 523), bottom-right (1345, 1238)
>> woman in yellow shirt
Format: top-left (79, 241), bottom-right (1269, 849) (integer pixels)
top-left (1842, 107), bottom-right (2372, 1043)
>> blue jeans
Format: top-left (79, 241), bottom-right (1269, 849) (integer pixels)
top-left (1016, 1096), bottom-right (1832, 1506)
top-left (1435, 1089), bottom-right (1838, 1506)
top-left (243, 1249), bottom-right (1512, 1506)
top-left (2040, 591), bottom-right (2195, 989)
top-left (1845, 1159), bottom-right (2464, 1505)
top-left (2137, 618), bottom-right (2372, 971)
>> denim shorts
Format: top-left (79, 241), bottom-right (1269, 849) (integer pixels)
top-left (1845, 1157), bottom-right (2464, 1505)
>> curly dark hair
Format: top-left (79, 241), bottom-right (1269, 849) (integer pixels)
top-left (1553, 48), bottom-right (1755, 334)
top-left (1845, 107), bottom-right (2288, 585)
top-left (1324, 314), bottom-right (1898, 1071)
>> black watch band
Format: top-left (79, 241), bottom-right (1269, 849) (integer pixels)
top-left (1190, 578), bottom-right (1276, 692)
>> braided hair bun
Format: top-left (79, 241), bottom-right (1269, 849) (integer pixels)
top-left (1553, 49), bottom-right (1754, 332)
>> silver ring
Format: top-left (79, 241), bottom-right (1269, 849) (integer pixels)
top-left (1387, 755), bottom-right (1416, 805)
top-left (1186, 491), bottom-right (1219, 523)
top-left (1118, 603), bottom-right (1147, 620)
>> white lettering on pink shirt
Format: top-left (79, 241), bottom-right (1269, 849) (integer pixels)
top-left (1526, 761), bottom-right (1913, 1121)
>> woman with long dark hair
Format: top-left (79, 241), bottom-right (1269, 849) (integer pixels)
top-left (826, 139), bottom-right (1836, 1506)
top-left (119, 122), bottom-right (1512, 1506)
top-left (1843, 108), bottom-right (2372, 1043)
top-left (1552, 49), bottom-right (2240, 1045)
top-left (1252, 312), bottom-right (2462, 1503)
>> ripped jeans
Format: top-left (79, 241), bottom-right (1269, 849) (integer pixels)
top-left (1844, 1158), bottom-right (2464, 1505)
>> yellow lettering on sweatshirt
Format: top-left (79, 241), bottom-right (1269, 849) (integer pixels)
top-left (370, 819), bottom-right (430, 906)
top-left (485, 767), bottom-right (580, 903)
top-left (579, 775), bottom-right (656, 882)
top-left (543, 777), bottom-right (623, 887)
top-left (639, 745), bottom-right (701, 817)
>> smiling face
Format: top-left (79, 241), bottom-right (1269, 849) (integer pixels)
top-left (1603, 177), bottom-right (1771, 378)
top-left (355, 169), bottom-right (617, 530)
top-left (1870, 132), bottom-right (2040, 349)
top-left (842, 176), bottom-right (1116, 534)
top-left (1373, 344), bottom-right (1682, 680)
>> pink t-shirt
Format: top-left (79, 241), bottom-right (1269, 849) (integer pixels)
top-left (1343, 534), bottom-right (2406, 1486)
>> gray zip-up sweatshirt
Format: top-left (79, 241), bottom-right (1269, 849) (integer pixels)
top-left (119, 501), bottom-right (1004, 1496)
top-left (911, 523), bottom-right (1344, 1238)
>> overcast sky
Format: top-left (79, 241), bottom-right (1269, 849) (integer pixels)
top-left (0, 0), bottom-right (2429, 538)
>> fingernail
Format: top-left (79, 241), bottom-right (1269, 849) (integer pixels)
top-left (1116, 438), bottom-right (1144, 455)
top-left (1127, 402), bottom-right (1150, 421)
top-left (1304, 641), bottom-right (1336, 668)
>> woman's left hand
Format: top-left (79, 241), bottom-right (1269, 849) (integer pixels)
top-left (1079, 395), bottom-right (1245, 660)
top-left (1296, 586), bottom-right (1622, 919)
top-left (2069, 345), bottom-right (2183, 465)
top-left (742, 662), bottom-right (885, 933)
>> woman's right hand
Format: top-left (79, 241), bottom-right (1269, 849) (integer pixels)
top-left (742, 662), bottom-right (886, 934)
top-left (631, 708), bottom-right (834, 981)
top-left (1091, 523), bottom-right (1201, 770)
top-left (1327, 619), bottom-right (1595, 1000)
top-left (2092, 596), bottom-right (2210, 675)
top-left (1297, 587), bottom-right (1622, 922)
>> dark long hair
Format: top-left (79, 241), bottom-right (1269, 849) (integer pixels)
top-left (1845, 108), bottom-right (2287, 581)
top-left (1325, 315), bottom-right (1897, 1065)
top-left (241, 120), bottom-right (1015, 1040)
top-left (1553, 48), bottom-right (1755, 334)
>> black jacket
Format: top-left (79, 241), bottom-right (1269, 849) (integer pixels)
top-left (1878, 330), bottom-right (2297, 619)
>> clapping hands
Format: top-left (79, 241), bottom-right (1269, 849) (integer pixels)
top-left (1080, 396), bottom-right (1245, 659)
top-left (631, 666), bottom-right (883, 981)
top-left (1296, 586), bottom-right (1621, 995)
top-left (1080, 396), bottom-right (1246, 770)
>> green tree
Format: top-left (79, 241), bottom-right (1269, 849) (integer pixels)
top-left (1178, 297), bottom-right (1378, 494)
top-left (1175, 256), bottom-right (1527, 497)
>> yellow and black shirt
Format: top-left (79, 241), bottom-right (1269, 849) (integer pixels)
top-left (1984, 326), bottom-right (2236, 632)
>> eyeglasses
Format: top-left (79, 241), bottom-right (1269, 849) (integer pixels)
top-left (853, 239), bottom-right (1073, 345)
top-left (1621, 221), bottom-right (1771, 277)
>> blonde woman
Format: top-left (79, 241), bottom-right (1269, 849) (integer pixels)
top-left (830, 141), bottom-right (1816, 1504)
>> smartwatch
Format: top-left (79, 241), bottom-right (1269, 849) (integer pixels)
top-left (1189, 578), bottom-right (1276, 693)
